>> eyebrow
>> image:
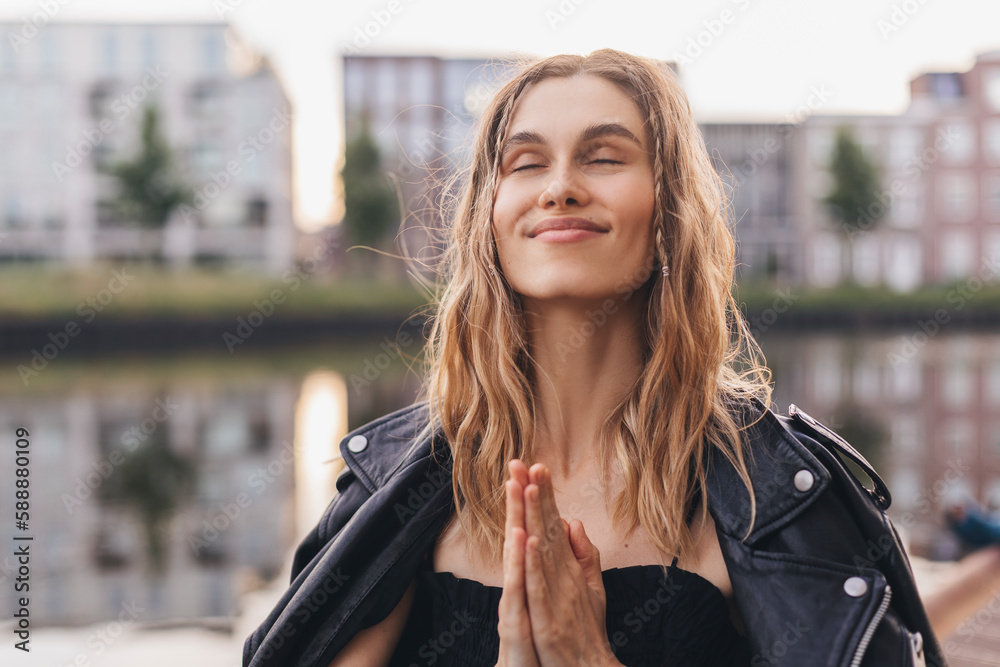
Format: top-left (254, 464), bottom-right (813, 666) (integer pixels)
top-left (500, 122), bottom-right (644, 159)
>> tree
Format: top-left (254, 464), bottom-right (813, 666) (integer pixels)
top-left (101, 104), bottom-right (193, 230)
top-left (823, 126), bottom-right (886, 283)
top-left (101, 433), bottom-right (196, 574)
top-left (340, 118), bottom-right (400, 272)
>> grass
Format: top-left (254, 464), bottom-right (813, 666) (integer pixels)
top-left (0, 262), bottom-right (432, 320)
top-left (734, 280), bottom-right (1000, 315)
top-left (4, 262), bottom-right (1000, 321)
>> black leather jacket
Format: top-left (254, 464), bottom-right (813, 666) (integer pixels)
top-left (243, 399), bottom-right (944, 667)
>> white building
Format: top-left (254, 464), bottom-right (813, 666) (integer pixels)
top-left (0, 21), bottom-right (295, 274)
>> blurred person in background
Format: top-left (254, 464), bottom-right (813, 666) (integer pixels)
top-left (244, 49), bottom-right (946, 666)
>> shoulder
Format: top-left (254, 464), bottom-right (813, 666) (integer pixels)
top-left (336, 400), bottom-right (440, 493)
top-left (707, 398), bottom-right (891, 542)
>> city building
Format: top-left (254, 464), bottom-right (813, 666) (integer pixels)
top-left (701, 122), bottom-right (801, 282)
top-left (794, 51), bottom-right (1000, 289)
top-left (342, 53), bottom-right (510, 259)
top-left (0, 21), bottom-right (296, 274)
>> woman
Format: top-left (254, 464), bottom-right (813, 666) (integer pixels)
top-left (244, 49), bottom-right (943, 666)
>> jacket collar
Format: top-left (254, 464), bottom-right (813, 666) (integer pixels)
top-left (339, 398), bottom-right (830, 546)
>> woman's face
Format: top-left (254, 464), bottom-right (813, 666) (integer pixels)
top-left (492, 73), bottom-right (657, 305)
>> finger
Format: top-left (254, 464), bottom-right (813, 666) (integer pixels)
top-left (505, 479), bottom-right (525, 543)
top-left (529, 464), bottom-right (569, 556)
top-left (509, 459), bottom-right (530, 488)
top-left (502, 525), bottom-right (528, 609)
top-left (569, 519), bottom-right (603, 581)
top-left (523, 532), bottom-right (551, 626)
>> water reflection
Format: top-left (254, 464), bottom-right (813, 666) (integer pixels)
top-left (761, 331), bottom-right (1000, 560)
top-left (0, 343), bottom-right (420, 628)
top-left (2, 331), bottom-right (998, 629)
top-left (294, 372), bottom-right (348, 541)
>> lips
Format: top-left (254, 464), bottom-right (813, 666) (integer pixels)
top-left (528, 217), bottom-right (608, 238)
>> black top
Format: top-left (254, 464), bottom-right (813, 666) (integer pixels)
top-left (388, 555), bottom-right (751, 666)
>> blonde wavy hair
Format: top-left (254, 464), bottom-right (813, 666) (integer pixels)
top-left (412, 48), bottom-right (772, 565)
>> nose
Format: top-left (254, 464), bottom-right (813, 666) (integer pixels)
top-left (537, 162), bottom-right (590, 209)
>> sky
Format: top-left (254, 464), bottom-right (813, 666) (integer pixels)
top-left (4, 0), bottom-right (999, 232)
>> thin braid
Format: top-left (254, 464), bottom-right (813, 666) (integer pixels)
top-left (648, 107), bottom-right (669, 270)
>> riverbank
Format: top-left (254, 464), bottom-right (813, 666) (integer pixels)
top-left (4, 265), bottom-right (1000, 355)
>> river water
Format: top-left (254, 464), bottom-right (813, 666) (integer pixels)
top-left (0, 330), bottom-right (995, 641)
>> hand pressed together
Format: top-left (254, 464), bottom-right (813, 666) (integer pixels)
top-left (495, 459), bottom-right (622, 667)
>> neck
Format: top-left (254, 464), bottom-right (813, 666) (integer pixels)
top-left (522, 285), bottom-right (651, 481)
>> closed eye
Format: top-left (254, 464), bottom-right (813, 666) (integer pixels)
top-left (591, 159), bottom-right (622, 165)
top-left (512, 164), bottom-right (542, 172)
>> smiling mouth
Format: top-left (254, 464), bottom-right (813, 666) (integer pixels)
top-left (528, 217), bottom-right (608, 238)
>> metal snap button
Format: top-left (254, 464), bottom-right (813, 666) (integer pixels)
top-left (794, 469), bottom-right (815, 492)
top-left (843, 576), bottom-right (868, 597)
top-left (347, 435), bottom-right (368, 453)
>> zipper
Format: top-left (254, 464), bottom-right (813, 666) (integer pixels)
top-left (849, 584), bottom-right (892, 667)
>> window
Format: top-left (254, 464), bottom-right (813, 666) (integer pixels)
top-left (3, 195), bottom-right (21, 228)
top-left (142, 32), bottom-right (158, 70)
top-left (891, 415), bottom-right (922, 454)
top-left (40, 30), bottom-right (56, 74)
top-left (811, 233), bottom-right (841, 286)
top-left (985, 67), bottom-right (1000, 112)
top-left (891, 187), bottom-right (922, 228)
top-left (986, 360), bottom-right (1000, 405)
top-left (854, 358), bottom-right (880, 402)
top-left (189, 82), bottom-right (222, 119)
top-left (886, 235), bottom-right (922, 291)
top-left (942, 361), bottom-right (974, 409)
top-left (985, 173), bottom-right (1000, 221)
top-left (245, 197), bottom-right (267, 227)
top-left (852, 235), bottom-right (880, 285)
top-left (809, 127), bottom-right (834, 167)
top-left (986, 120), bottom-right (1000, 165)
top-left (811, 344), bottom-right (841, 406)
top-left (102, 31), bottom-right (118, 76)
top-left (891, 360), bottom-right (922, 403)
top-left (890, 127), bottom-right (923, 168)
top-left (940, 419), bottom-right (975, 460)
top-left (941, 231), bottom-right (975, 280)
top-left (941, 121), bottom-right (975, 164)
top-left (938, 172), bottom-right (976, 220)
top-left (203, 31), bottom-right (226, 75)
top-left (0, 84), bottom-right (20, 129)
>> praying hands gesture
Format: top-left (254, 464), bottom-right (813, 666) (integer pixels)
top-left (495, 460), bottom-right (623, 667)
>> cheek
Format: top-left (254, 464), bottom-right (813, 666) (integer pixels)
top-left (491, 181), bottom-right (527, 236)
